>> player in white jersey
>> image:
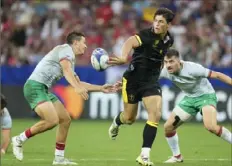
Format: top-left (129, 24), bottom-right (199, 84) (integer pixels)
top-left (159, 48), bottom-right (232, 163)
top-left (1, 93), bottom-right (12, 155)
top-left (11, 32), bottom-right (116, 165)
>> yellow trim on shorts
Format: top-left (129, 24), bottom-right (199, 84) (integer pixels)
top-left (122, 77), bottom-right (128, 103)
top-left (135, 35), bottom-right (142, 46)
top-left (146, 121), bottom-right (158, 127)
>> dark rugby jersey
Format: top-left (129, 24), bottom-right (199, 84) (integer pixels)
top-left (131, 27), bottom-right (174, 72)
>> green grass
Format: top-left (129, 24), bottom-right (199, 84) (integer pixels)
top-left (1, 119), bottom-right (231, 166)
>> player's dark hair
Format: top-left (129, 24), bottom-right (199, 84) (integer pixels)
top-left (153, 8), bottom-right (175, 23)
top-left (166, 48), bottom-right (179, 58)
top-left (66, 31), bottom-right (85, 44)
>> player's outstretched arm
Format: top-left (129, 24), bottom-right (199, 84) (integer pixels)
top-left (209, 71), bottom-right (232, 85)
top-left (60, 60), bottom-right (89, 100)
top-left (79, 81), bottom-right (116, 93)
top-left (107, 36), bottom-right (140, 66)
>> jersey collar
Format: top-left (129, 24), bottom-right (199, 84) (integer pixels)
top-left (151, 27), bottom-right (172, 43)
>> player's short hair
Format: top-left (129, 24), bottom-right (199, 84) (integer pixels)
top-left (66, 31), bottom-right (85, 44)
top-left (166, 48), bottom-right (179, 58)
top-left (153, 8), bottom-right (175, 23)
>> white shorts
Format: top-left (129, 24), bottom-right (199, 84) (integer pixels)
top-left (1, 108), bottom-right (12, 129)
top-left (173, 106), bottom-right (193, 122)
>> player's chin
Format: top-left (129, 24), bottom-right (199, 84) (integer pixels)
top-left (154, 29), bottom-right (162, 34)
top-left (78, 52), bottom-right (84, 56)
top-left (167, 69), bottom-right (174, 73)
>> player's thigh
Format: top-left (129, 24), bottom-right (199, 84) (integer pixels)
top-left (142, 95), bottom-right (162, 122)
top-left (164, 106), bottom-right (192, 131)
top-left (202, 105), bottom-right (217, 129)
top-left (141, 85), bottom-right (162, 121)
top-left (121, 76), bottom-right (139, 119)
top-left (197, 93), bottom-right (218, 128)
top-left (35, 101), bottom-right (59, 124)
top-left (52, 100), bottom-right (71, 123)
top-left (1, 108), bottom-right (12, 130)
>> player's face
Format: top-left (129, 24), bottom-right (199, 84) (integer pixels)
top-left (164, 56), bottom-right (181, 74)
top-left (73, 37), bottom-right (87, 56)
top-left (153, 15), bottom-right (169, 35)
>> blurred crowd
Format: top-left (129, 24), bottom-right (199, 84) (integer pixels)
top-left (1, 0), bottom-right (231, 67)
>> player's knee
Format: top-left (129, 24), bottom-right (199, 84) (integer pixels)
top-left (147, 109), bottom-right (161, 122)
top-left (164, 122), bottom-right (174, 133)
top-left (46, 118), bottom-right (59, 129)
top-left (155, 111), bottom-right (162, 120)
top-left (61, 115), bottom-right (72, 125)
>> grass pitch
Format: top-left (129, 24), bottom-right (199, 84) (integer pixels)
top-left (1, 119), bottom-right (231, 166)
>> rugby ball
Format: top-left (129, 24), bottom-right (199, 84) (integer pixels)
top-left (91, 48), bottom-right (109, 71)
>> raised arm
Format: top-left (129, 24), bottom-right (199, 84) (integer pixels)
top-left (107, 35), bottom-right (140, 66)
top-left (209, 71), bottom-right (232, 86)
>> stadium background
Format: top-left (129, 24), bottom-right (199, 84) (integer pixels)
top-left (1, 0), bottom-right (231, 122)
top-left (1, 1), bottom-right (231, 166)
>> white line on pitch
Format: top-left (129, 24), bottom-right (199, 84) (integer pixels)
top-left (2, 158), bottom-right (231, 162)
top-left (80, 158), bottom-right (126, 161)
top-left (2, 158), bottom-right (126, 161)
top-left (185, 158), bottom-right (231, 161)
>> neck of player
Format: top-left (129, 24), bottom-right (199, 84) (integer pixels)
top-left (160, 32), bottom-right (167, 40)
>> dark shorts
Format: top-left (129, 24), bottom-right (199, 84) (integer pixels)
top-left (122, 69), bottom-right (162, 104)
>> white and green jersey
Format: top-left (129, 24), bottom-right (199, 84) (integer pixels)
top-left (29, 44), bottom-right (75, 88)
top-left (160, 61), bottom-right (215, 97)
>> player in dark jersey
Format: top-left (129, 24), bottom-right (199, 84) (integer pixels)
top-left (108, 8), bottom-right (175, 165)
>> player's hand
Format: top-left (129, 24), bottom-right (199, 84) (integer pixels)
top-left (75, 86), bottom-right (89, 100)
top-left (107, 55), bottom-right (127, 66)
top-left (113, 81), bottom-right (122, 91)
top-left (101, 84), bottom-right (117, 93)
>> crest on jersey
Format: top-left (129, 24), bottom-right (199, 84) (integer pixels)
top-left (153, 40), bottom-right (159, 48)
top-left (128, 94), bottom-right (135, 101)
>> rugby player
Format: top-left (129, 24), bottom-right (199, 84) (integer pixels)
top-left (107, 8), bottom-right (175, 166)
top-left (11, 31), bottom-right (115, 165)
top-left (159, 48), bottom-right (232, 163)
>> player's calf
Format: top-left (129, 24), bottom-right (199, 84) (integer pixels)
top-left (202, 106), bottom-right (232, 144)
top-left (109, 104), bottom-right (138, 140)
top-left (204, 123), bottom-right (219, 134)
top-left (205, 125), bottom-right (232, 144)
top-left (109, 112), bottom-right (136, 140)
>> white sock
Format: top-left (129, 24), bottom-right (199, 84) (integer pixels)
top-left (220, 127), bottom-right (232, 144)
top-left (55, 143), bottom-right (65, 158)
top-left (55, 149), bottom-right (65, 158)
top-left (166, 132), bottom-right (181, 157)
top-left (18, 132), bottom-right (29, 143)
top-left (141, 147), bottom-right (151, 157)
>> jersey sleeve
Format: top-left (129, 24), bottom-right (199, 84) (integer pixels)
top-left (58, 47), bottom-right (73, 62)
top-left (191, 63), bottom-right (211, 78)
top-left (134, 30), bottom-right (150, 46)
